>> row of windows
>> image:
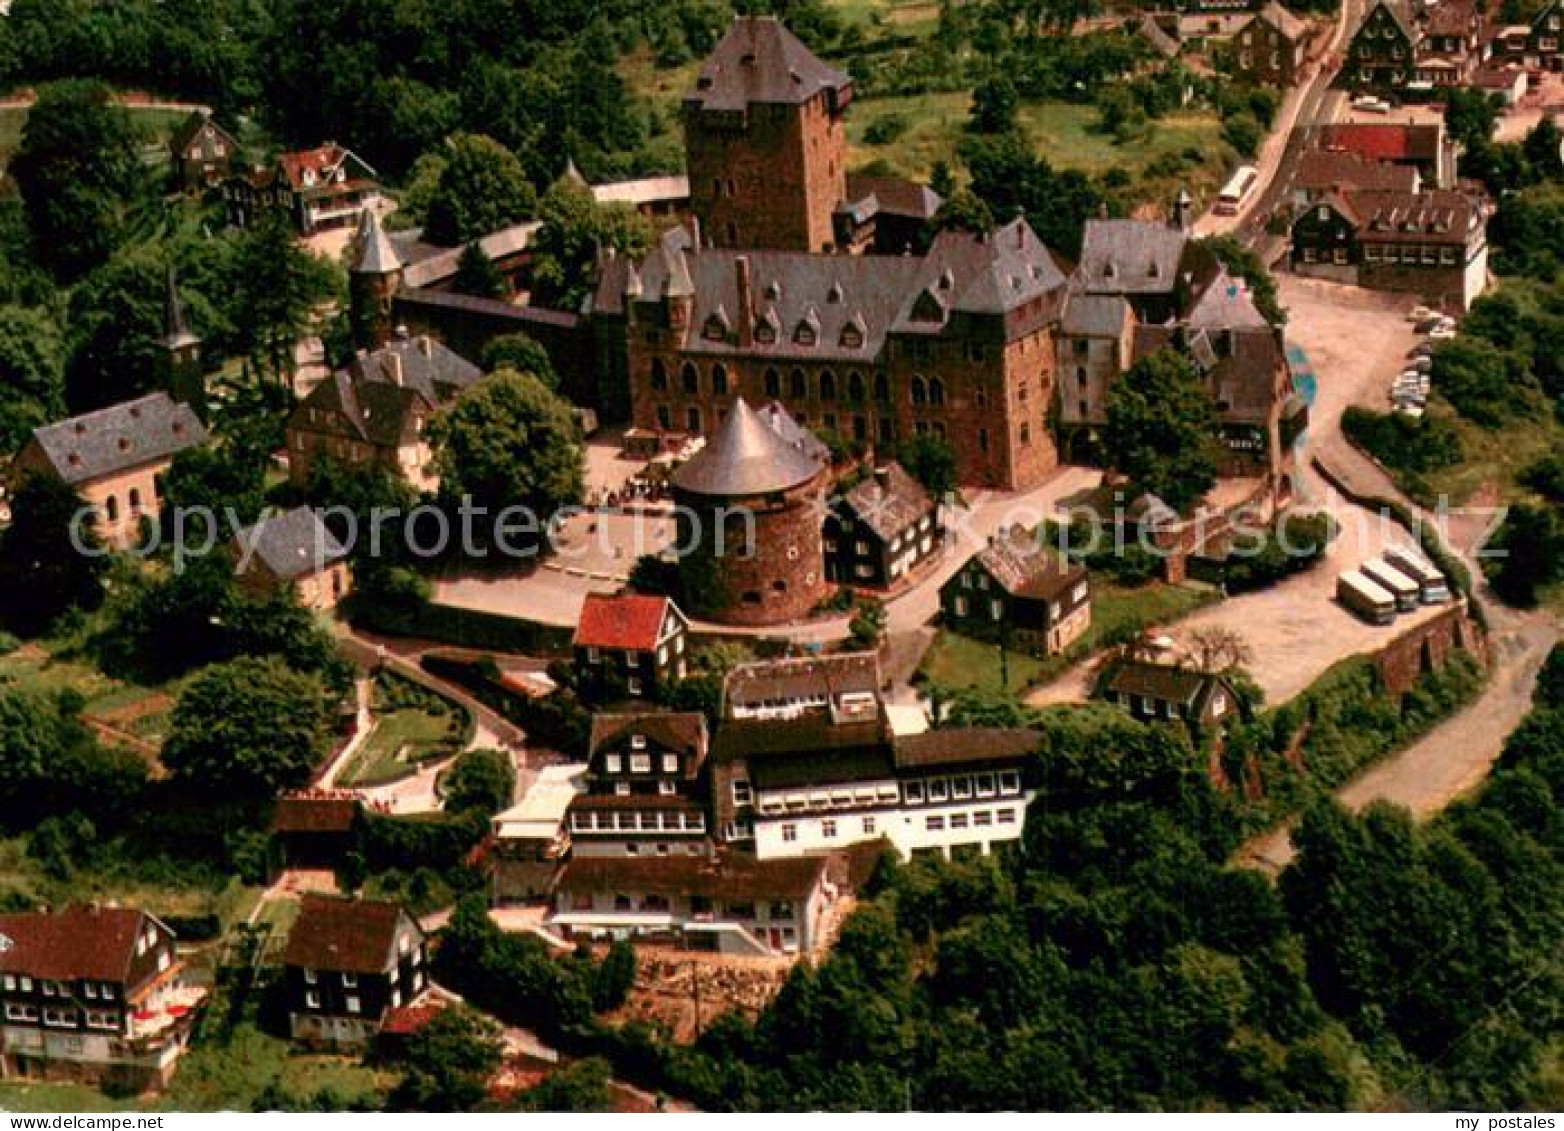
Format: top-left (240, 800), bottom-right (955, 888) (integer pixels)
top-left (603, 752), bottom-right (682, 775)
top-left (101, 485), bottom-right (152, 524)
top-left (904, 770), bottom-right (1023, 805)
top-left (1, 1004), bottom-right (115, 1029)
top-left (780, 815), bottom-right (877, 841)
top-left (1364, 244), bottom-right (1461, 266)
top-left (574, 892), bottom-right (794, 920)
top-left (648, 359), bottom-right (986, 411)
top-left (925, 808), bottom-right (1017, 832)
top-left (1, 976), bottom-right (120, 999)
top-left (573, 810), bottom-right (705, 833)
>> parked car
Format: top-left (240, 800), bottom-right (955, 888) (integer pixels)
top-left (1429, 326), bottom-right (1457, 341)
top-left (1353, 95), bottom-right (1392, 113)
top-left (1395, 404), bottom-right (1425, 418)
top-left (1407, 305), bottom-right (1436, 322)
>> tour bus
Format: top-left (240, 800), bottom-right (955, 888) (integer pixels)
top-left (1360, 558), bottom-right (1421, 613)
top-left (1215, 165), bottom-right (1260, 216)
top-left (1337, 570), bottom-right (1397, 625)
top-left (1383, 549), bottom-right (1452, 604)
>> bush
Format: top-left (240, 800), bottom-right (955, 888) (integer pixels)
top-left (1341, 406), bottom-right (1463, 480)
top-left (864, 112), bottom-right (909, 145)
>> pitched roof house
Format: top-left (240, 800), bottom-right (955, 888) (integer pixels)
top-left (572, 592), bottom-right (690, 701)
top-left (169, 111), bottom-right (238, 190)
top-left (283, 896), bottom-right (429, 1050)
top-left (12, 393), bottom-right (208, 548)
top-left (232, 506), bottom-right (352, 609)
top-left (0, 905), bottom-right (204, 1091)
top-left (1098, 658), bottom-right (1241, 734)
top-left (224, 143), bottom-right (382, 234)
top-left (826, 461), bottom-right (941, 589)
top-left (941, 529), bottom-right (1092, 655)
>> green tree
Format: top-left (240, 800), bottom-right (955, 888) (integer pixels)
top-left (390, 1005), bottom-right (504, 1112)
top-left (1485, 502), bottom-right (1564, 607)
top-left (453, 242), bottom-right (508, 301)
top-left (157, 444), bottom-right (269, 537)
top-left (428, 369), bottom-right (584, 540)
top-left (528, 178), bottom-right (652, 312)
top-left (422, 133), bottom-right (538, 247)
top-left (1199, 234), bottom-right (1286, 326)
top-left (442, 748), bottom-right (515, 816)
top-left (0, 305), bottom-right (66, 452)
top-left (480, 334), bottom-right (558, 389)
top-left (64, 249), bottom-right (168, 411)
top-left (897, 433), bottom-right (958, 499)
top-left (969, 75), bottom-right (1019, 135)
top-left (517, 1057), bottom-right (613, 1112)
top-left (0, 472), bottom-right (106, 637)
top-left (925, 189), bottom-right (995, 242)
top-left (1444, 87), bottom-right (1500, 151)
top-left (849, 596), bottom-right (887, 648)
top-left (225, 216), bottom-right (340, 386)
top-left (1522, 114), bottom-right (1564, 181)
top-left (161, 655), bottom-right (333, 798)
top-left (1103, 347), bottom-right (1221, 513)
top-left (11, 80), bottom-right (145, 279)
top-left (591, 939), bottom-right (636, 1011)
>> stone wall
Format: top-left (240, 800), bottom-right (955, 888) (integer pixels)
top-left (1370, 600), bottom-right (1483, 696)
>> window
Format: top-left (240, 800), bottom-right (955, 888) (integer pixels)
top-left (342, 973), bottom-right (358, 989)
top-left (86, 1010), bottom-right (116, 1030)
top-left (819, 370), bottom-right (836, 400)
top-left (997, 808), bottom-right (1017, 824)
top-left (929, 779), bottom-right (949, 802)
top-left (821, 819), bottom-right (838, 839)
top-left (712, 364), bottom-right (729, 395)
top-left (863, 816), bottom-right (877, 834)
top-left (905, 781), bottom-right (924, 803)
top-left (764, 368), bottom-right (781, 397)
top-left (5, 1003), bottom-right (37, 1022)
top-left (929, 377), bottom-right (946, 406)
top-left (874, 373), bottom-right (890, 403)
top-left (1, 975), bottom-right (12, 991)
top-left (950, 813), bottom-right (969, 830)
top-left (661, 753), bottom-right (679, 773)
top-left (781, 823), bottom-right (798, 843)
top-left (346, 996), bottom-right (361, 1015)
top-left (999, 771), bottom-right (1021, 794)
top-left (974, 811), bottom-right (993, 827)
top-left (681, 362), bottom-right (699, 394)
top-left (790, 368), bottom-right (807, 398)
top-left (771, 901), bottom-right (795, 920)
top-left (605, 754), bottom-right (622, 774)
top-left (686, 406), bottom-right (702, 432)
top-left (911, 375), bottom-right (927, 405)
top-left (733, 780), bottom-right (752, 805)
top-left (305, 991), bottom-right (321, 1010)
top-left (952, 777), bottom-right (972, 800)
top-left (85, 983), bottom-right (98, 999)
top-left (650, 358), bottom-right (668, 391)
top-left (925, 815), bottom-right (946, 831)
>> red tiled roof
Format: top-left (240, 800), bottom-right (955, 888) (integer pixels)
top-left (271, 796), bottom-right (360, 834)
top-left (1321, 123), bottom-right (1441, 163)
top-left (573, 593), bottom-right (673, 651)
top-left (0, 906), bottom-right (156, 983)
top-left (283, 896), bottom-right (413, 974)
top-left (381, 1001), bottom-right (444, 1036)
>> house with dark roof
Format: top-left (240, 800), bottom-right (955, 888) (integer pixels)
top-left (283, 896), bottom-right (428, 1051)
top-left (1343, 0), bottom-right (1418, 90)
top-left (1232, 2), bottom-right (1310, 87)
top-left (284, 333), bottom-right (483, 491)
top-left (12, 393), bottom-right (208, 548)
top-left (833, 173), bottom-right (944, 255)
top-left (941, 529), bottom-right (1092, 655)
top-left (168, 110), bottom-right (238, 191)
top-left (572, 592), bottom-right (689, 700)
top-left (1290, 188), bottom-right (1489, 311)
top-left (224, 143), bottom-right (382, 234)
top-left (548, 850), bottom-right (833, 956)
top-left (1288, 149), bottom-right (1421, 208)
top-left (568, 711), bottom-right (711, 858)
top-left (0, 905), bottom-right (206, 1091)
top-left (232, 507), bottom-right (352, 609)
top-left (722, 651), bottom-right (883, 722)
top-left (270, 792), bottom-right (362, 871)
top-left (1317, 122), bottom-right (1455, 189)
top-left (1098, 658), bottom-right (1241, 736)
top-left (825, 462), bottom-right (940, 589)
top-left (1490, 0), bottom-right (1564, 71)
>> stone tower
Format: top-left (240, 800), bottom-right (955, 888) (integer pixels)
top-left (670, 398), bottom-right (829, 626)
top-left (349, 208), bottom-right (403, 349)
top-left (159, 265), bottom-right (205, 414)
top-left (683, 16), bottom-right (852, 253)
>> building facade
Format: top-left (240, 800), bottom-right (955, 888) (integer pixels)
top-left (169, 111), bottom-right (237, 192)
top-left (824, 462), bottom-right (941, 589)
top-left (1232, 2), bottom-right (1309, 87)
top-left (232, 506), bottom-right (353, 610)
top-left (941, 531), bottom-right (1092, 655)
top-left (571, 593), bottom-right (690, 701)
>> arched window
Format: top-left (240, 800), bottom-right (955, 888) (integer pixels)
top-left (128, 487), bottom-right (142, 513)
top-left (105, 496), bottom-right (119, 523)
top-left (790, 368), bottom-right (807, 399)
top-left (712, 363), bottom-right (729, 396)
top-left (819, 370), bottom-right (837, 401)
top-left (929, 377), bottom-right (946, 406)
top-left (874, 373), bottom-right (890, 404)
top-left (764, 368), bottom-right (781, 398)
top-left (847, 371), bottom-right (865, 401)
top-left (910, 375), bottom-right (927, 406)
top-left (681, 362), bottom-right (698, 395)
top-left (686, 406), bottom-right (702, 433)
top-left (650, 358), bottom-right (668, 391)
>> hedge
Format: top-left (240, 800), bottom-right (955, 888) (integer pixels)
top-left (347, 594), bottom-right (574, 655)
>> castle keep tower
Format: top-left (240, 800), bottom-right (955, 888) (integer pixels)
top-left (670, 398), bottom-right (829, 626)
top-left (683, 16), bottom-right (852, 253)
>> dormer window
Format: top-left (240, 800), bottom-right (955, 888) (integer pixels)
top-left (1103, 260), bottom-right (1116, 280)
top-left (840, 321), bottom-right (864, 349)
top-left (794, 309), bottom-right (820, 346)
top-left (937, 269), bottom-right (954, 290)
top-left (702, 306), bottom-right (731, 341)
top-left (764, 280), bottom-right (782, 301)
top-left (826, 281), bottom-right (844, 304)
top-left (630, 734), bottom-right (646, 749)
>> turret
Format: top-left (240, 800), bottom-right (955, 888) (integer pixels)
top-left (349, 209), bottom-right (403, 349)
top-left (159, 265), bottom-right (206, 414)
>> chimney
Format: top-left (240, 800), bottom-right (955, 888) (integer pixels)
top-left (418, 334), bottom-right (433, 358)
top-left (874, 464), bottom-right (891, 493)
top-left (735, 256), bottom-right (754, 348)
top-left (388, 353), bottom-right (403, 386)
top-left (689, 215), bottom-right (702, 251)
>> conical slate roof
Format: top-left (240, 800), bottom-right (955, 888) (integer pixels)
top-left (352, 208), bottom-right (401, 274)
top-left (672, 398), bottom-right (822, 497)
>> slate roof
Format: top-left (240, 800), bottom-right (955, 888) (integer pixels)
top-left (292, 370), bottom-right (429, 448)
top-left (840, 173), bottom-right (943, 223)
top-left (342, 336), bottom-right (483, 403)
top-left (352, 208), bottom-right (402, 275)
top-left (756, 400), bottom-right (831, 466)
top-left (1294, 149), bottom-right (1420, 195)
top-left (398, 220), bottom-right (541, 288)
top-left (271, 795), bottom-right (361, 834)
top-left (672, 397), bottom-right (823, 496)
top-left (1075, 219), bottom-right (1190, 296)
top-left (1060, 293), bottom-right (1133, 338)
top-left (1254, 1), bottom-right (1307, 40)
top-left (893, 728), bottom-right (1041, 769)
top-left (1131, 324), bottom-right (1285, 423)
top-left (29, 393), bottom-right (207, 485)
top-left (686, 17), bottom-right (851, 112)
top-left (1341, 188), bottom-right (1478, 243)
top-left (588, 712), bottom-right (707, 760)
top-left (557, 851), bottom-right (828, 901)
top-left (574, 593), bottom-right (679, 651)
top-left (284, 896), bottom-right (413, 974)
top-left (1185, 270), bottom-right (1271, 331)
top-left (838, 462), bottom-right (934, 542)
top-left (894, 219), bottom-right (1068, 328)
top-left (714, 713), bottom-right (891, 767)
top-left (1102, 658), bottom-right (1227, 706)
top-left (0, 906), bottom-right (165, 983)
top-left (971, 530), bottom-right (1087, 601)
top-left (724, 652), bottom-right (882, 713)
top-left (236, 507), bottom-right (350, 580)
top-left (1351, 0), bottom-right (1417, 43)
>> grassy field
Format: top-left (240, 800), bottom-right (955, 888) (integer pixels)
top-left (1413, 402), bottom-right (1564, 508)
top-left (921, 580), bottom-right (1219, 693)
top-left (0, 103), bottom-right (194, 172)
top-left (338, 707), bottom-right (458, 787)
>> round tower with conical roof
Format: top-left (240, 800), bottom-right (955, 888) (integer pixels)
top-left (670, 397), bottom-right (829, 625)
top-left (349, 208), bottom-right (403, 349)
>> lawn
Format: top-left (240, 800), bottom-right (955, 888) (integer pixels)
top-left (1414, 402), bottom-right (1564, 508)
top-left (921, 580), bottom-right (1219, 694)
top-left (335, 672), bottom-right (470, 787)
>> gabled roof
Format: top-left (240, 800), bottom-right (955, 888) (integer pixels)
top-left (284, 895), bottom-right (416, 975)
top-left (1102, 658), bottom-right (1230, 707)
top-left (841, 173), bottom-right (943, 223)
top-left (341, 336), bottom-right (483, 405)
top-left (893, 728), bottom-right (1041, 769)
top-left (1184, 269), bottom-right (1271, 331)
top-left (28, 393), bottom-right (207, 485)
top-left (169, 110), bottom-right (237, 156)
top-left (276, 144), bottom-right (378, 193)
top-left (235, 507), bottom-right (350, 580)
top-left (1294, 149), bottom-right (1420, 195)
top-left (557, 850), bottom-right (828, 902)
top-left (1253, 1), bottom-right (1307, 40)
top-left (686, 16), bottom-right (851, 112)
top-left (1060, 293), bottom-right (1133, 338)
top-left (588, 712), bottom-right (707, 760)
top-left (574, 592), bottom-right (681, 651)
top-left (1341, 188), bottom-right (1479, 243)
top-left (837, 462), bottom-right (934, 541)
top-left (1076, 218), bottom-right (1189, 296)
top-left (672, 397), bottom-right (823, 496)
top-left (291, 369), bottom-right (431, 449)
top-left (969, 530), bottom-right (1088, 601)
top-left (1351, 0), bottom-right (1416, 43)
top-left (1320, 122), bottom-right (1444, 164)
top-left (724, 652), bottom-right (882, 715)
top-left (0, 906), bottom-right (167, 983)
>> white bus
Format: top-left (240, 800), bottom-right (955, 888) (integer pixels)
top-left (1215, 165), bottom-right (1260, 216)
top-left (1360, 559), bottom-right (1421, 612)
top-left (1383, 549), bottom-right (1451, 604)
top-left (1337, 570), bottom-right (1397, 625)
